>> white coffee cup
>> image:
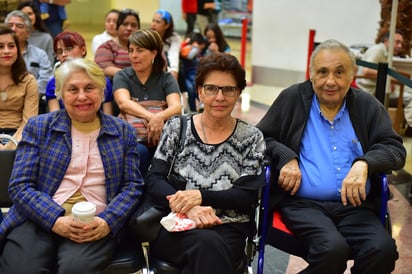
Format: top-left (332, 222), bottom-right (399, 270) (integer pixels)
top-left (72, 201), bottom-right (96, 224)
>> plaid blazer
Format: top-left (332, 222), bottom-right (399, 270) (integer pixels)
top-left (0, 110), bottom-right (144, 246)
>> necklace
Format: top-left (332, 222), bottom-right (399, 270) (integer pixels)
top-left (200, 114), bottom-right (208, 143)
top-left (0, 81), bottom-right (13, 101)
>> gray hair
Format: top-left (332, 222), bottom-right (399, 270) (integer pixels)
top-left (5, 10), bottom-right (33, 32)
top-left (55, 58), bottom-right (106, 100)
top-left (309, 39), bottom-right (356, 78)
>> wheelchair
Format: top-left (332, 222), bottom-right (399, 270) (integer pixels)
top-left (255, 162), bottom-right (392, 274)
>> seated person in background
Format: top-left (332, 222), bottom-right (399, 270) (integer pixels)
top-left (46, 31), bottom-right (113, 115)
top-left (17, 1), bottom-right (55, 66)
top-left (0, 58), bottom-right (144, 273)
top-left (5, 10), bottom-right (53, 114)
top-left (356, 30), bottom-right (404, 94)
top-left (94, 9), bottom-right (140, 78)
top-left (113, 29), bottom-right (182, 177)
top-left (204, 22), bottom-right (230, 55)
top-left (0, 25), bottom-right (38, 149)
top-left (146, 53), bottom-right (265, 274)
top-left (91, 9), bottom-right (119, 55)
top-left (179, 31), bottom-right (207, 112)
top-left (256, 39), bottom-right (406, 274)
top-left (150, 9), bottom-right (181, 79)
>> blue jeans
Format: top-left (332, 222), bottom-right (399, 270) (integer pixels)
top-left (138, 143), bottom-right (156, 178)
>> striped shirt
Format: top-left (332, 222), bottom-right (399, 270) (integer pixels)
top-left (94, 40), bottom-right (130, 71)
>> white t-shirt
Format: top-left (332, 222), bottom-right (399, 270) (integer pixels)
top-left (91, 31), bottom-right (115, 55)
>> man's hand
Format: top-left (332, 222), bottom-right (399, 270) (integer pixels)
top-left (167, 190), bottom-right (202, 213)
top-left (341, 160), bottom-right (368, 207)
top-left (52, 216), bottom-right (111, 243)
top-left (278, 159), bottom-right (301, 195)
top-left (186, 205), bottom-right (222, 228)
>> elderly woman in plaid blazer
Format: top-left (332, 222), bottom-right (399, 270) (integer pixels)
top-left (0, 58), bottom-right (144, 273)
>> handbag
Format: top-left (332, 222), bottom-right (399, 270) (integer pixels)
top-left (118, 98), bottom-right (167, 145)
top-left (128, 115), bottom-right (188, 242)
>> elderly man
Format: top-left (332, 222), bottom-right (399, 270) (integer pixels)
top-left (257, 39), bottom-right (406, 274)
top-left (5, 10), bottom-right (53, 114)
top-left (356, 31), bottom-right (404, 95)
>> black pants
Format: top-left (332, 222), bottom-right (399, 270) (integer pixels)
top-left (279, 197), bottom-right (398, 274)
top-left (151, 223), bottom-right (249, 274)
top-left (185, 13), bottom-right (197, 36)
top-left (0, 220), bottom-right (116, 274)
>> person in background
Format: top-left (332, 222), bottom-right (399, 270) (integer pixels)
top-left (17, 1), bottom-right (55, 66)
top-left (182, 0), bottom-right (197, 36)
top-left (0, 58), bottom-right (144, 272)
top-left (0, 25), bottom-right (38, 149)
top-left (37, 0), bottom-right (71, 38)
top-left (356, 30), bottom-right (404, 95)
top-left (179, 32), bottom-right (207, 112)
top-left (204, 22), bottom-right (230, 55)
top-left (95, 8), bottom-right (140, 78)
top-left (113, 29), bottom-right (182, 177)
top-left (256, 39), bottom-right (406, 274)
top-left (197, 0), bottom-right (220, 33)
top-left (91, 9), bottom-right (119, 56)
top-left (46, 31), bottom-right (113, 115)
top-left (5, 10), bottom-right (52, 114)
top-left (146, 52), bottom-right (265, 274)
top-left (150, 9), bottom-right (181, 79)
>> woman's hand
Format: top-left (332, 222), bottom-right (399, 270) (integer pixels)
top-left (52, 216), bottom-right (111, 243)
top-left (167, 190), bottom-right (202, 213)
top-left (186, 205), bottom-right (222, 228)
top-left (208, 42), bottom-right (219, 53)
top-left (146, 112), bottom-right (165, 145)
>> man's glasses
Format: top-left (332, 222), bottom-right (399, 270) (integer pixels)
top-left (6, 23), bottom-right (26, 30)
top-left (202, 84), bottom-right (239, 97)
top-left (55, 46), bottom-right (75, 56)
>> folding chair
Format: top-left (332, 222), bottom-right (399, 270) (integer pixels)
top-left (256, 163), bottom-right (391, 274)
top-left (0, 134), bottom-right (144, 274)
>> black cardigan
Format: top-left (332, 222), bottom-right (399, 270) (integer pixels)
top-left (256, 80), bottom-right (406, 206)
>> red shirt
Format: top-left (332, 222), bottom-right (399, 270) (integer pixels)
top-left (182, 0), bottom-right (197, 13)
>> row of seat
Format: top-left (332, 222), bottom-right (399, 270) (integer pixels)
top-left (0, 136), bottom-right (390, 273)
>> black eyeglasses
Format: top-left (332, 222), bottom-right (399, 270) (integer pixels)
top-left (202, 84), bottom-right (239, 97)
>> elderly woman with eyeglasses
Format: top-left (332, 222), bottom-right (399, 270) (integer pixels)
top-left (0, 58), bottom-right (144, 273)
top-left (95, 8), bottom-right (140, 78)
top-left (145, 53), bottom-right (265, 274)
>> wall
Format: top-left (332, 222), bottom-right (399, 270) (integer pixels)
top-left (66, 0), bottom-right (111, 25)
top-left (65, 0), bottom-right (160, 27)
top-left (251, 0), bottom-right (381, 87)
top-left (112, 0), bottom-right (160, 28)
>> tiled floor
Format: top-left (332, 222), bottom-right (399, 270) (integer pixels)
top-left (73, 23), bottom-right (411, 274)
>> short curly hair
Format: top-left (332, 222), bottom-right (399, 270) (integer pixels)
top-left (195, 53), bottom-right (246, 93)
